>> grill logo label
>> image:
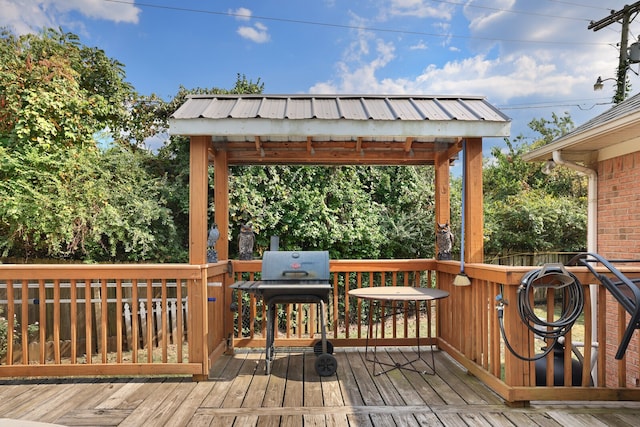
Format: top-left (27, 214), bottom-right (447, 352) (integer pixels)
top-left (290, 263), bottom-right (301, 269)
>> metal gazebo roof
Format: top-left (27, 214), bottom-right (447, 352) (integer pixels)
top-left (169, 94), bottom-right (511, 165)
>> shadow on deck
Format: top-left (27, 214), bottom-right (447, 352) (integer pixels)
top-left (1, 348), bottom-right (639, 426)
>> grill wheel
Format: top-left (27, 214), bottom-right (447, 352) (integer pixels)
top-left (315, 353), bottom-right (337, 377)
top-left (313, 340), bottom-right (334, 355)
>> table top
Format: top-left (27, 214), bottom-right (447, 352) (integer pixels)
top-left (348, 286), bottom-right (449, 301)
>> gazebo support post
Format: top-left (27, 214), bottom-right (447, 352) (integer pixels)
top-left (213, 148), bottom-right (229, 261)
top-left (464, 138), bottom-right (484, 264)
top-left (435, 151), bottom-right (451, 235)
top-left (189, 135), bottom-right (210, 265)
top-left (212, 147), bottom-right (235, 354)
top-left (189, 135), bottom-right (211, 378)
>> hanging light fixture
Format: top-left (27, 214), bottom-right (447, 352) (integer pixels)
top-left (593, 76), bottom-right (616, 91)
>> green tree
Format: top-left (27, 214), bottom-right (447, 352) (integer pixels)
top-left (366, 166), bottom-right (435, 258)
top-left (0, 28), bottom-right (175, 261)
top-left (149, 75), bottom-right (266, 260)
top-left (225, 164), bottom-right (436, 260)
top-left (483, 112), bottom-right (587, 258)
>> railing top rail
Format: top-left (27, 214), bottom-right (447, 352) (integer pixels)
top-left (229, 258), bottom-right (438, 273)
top-left (330, 259), bottom-right (437, 272)
top-left (0, 263), bottom-right (203, 280)
top-left (5, 259), bottom-right (639, 284)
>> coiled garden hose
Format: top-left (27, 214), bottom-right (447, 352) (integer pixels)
top-left (497, 264), bottom-right (584, 361)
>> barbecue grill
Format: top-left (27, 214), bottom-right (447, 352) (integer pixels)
top-left (230, 250), bottom-right (336, 376)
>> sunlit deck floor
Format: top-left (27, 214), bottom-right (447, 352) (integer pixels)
top-left (1, 348), bottom-right (640, 426)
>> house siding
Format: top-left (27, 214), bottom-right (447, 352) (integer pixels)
top-left (598, 151), bottom-right (640, 388)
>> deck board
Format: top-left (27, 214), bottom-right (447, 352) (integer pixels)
top-left (117, 378), bottom-right (184, 427)
top-left (1, 348), bottom-right (639, 426)
top-left (262, 353), bottom-right (288, 408)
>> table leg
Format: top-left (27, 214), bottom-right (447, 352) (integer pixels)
top-left (364, 300), bottom-right (437, 376)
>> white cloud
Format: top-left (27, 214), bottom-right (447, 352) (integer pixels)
top-left (311, 0), bottom-right (623, 111)
top-left (231, 7), bottom-right (269, 43)
top-left (0, 0), bottom-right (54, 34)
top-left (0, 0), bottom-right (140, 34)
top-left (311, 39), bottom-right (397, 94)
top-left (230, 7), bottom-right (252, 21)
top-left (409, 40), bottom-right (428, 50)
top-left (55, 0), bottom-right (140, 23)
top-left (312, 43), bottom-right (600, 102)
top-left (237, 22), bottom-right (270, 44)
top-left (464, 0), bottom-right (514, 32)
top-left (386, 0), bottom-right (454, 20)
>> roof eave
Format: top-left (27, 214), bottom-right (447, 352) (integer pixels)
top-left (522, 111), bottom-right (640, 162)
top-left (168, 117), bottom-right (511, 138)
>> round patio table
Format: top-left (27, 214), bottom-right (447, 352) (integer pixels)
top-left (348, 286), bottom-right (449, 375)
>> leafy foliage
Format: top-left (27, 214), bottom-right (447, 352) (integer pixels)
top-left (227, 165), bottom-right (435, 259)
top-left (0, 27), bottom-right (588, 264)
top-left (0, 307), bottom-right (39, 360)
top-left (483, 112), bottom-right (588, 257)
top-left (0, 28), bottom-right (176, 261)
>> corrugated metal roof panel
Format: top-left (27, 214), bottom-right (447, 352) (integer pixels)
top-left (362, 98), bottom-right (397, 120)
top-left (170, 94), bottom-right (510, 123)
top-left (201, 98), bottom-right (236, 118)
top-left (257, 98), bottom-right (286, 119)
top-left (387, 98), bottom-right (423, 120)
top-left (311, 98), bottom-right (340, 119)
top-left (285, 98), bottom-right (313, 119)
top-left (228, 97), bottom-right (261, 118)
top-left (461, 99), bottom-right (506, 122)
top-left (409, 98), bottom-right (451, 120)
top-left (337, 98), bottom-right (368, 120)
top-left (436, 99), bottom-right (478, 120)
top-left (171, 97), bottom-right (211, 119)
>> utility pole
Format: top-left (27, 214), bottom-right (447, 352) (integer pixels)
top-left (589, 1), bottom-right (640, 103)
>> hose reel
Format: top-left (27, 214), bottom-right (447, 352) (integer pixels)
top-left (497, 263), bottom-right (585, 361)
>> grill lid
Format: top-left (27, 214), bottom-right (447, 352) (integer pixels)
top-left (261, 251), bottom-right (330, 282)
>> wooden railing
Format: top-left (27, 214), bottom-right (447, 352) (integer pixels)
top-left (227, 259), bottom-right (439, 349)
top-left (437, 261), bottom-right (640, 404)
top-left (229, 259), bottom-right (640, 404)
top-left (3, 259), bottom-right (640, 404)
top-left (0, 263), bottom-right (228, 379)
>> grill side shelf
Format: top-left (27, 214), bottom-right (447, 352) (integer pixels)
top-left (229, 280), bottom-right (262, 294)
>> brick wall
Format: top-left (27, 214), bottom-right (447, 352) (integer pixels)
top-left (597, 151), bottom-right (640, 387)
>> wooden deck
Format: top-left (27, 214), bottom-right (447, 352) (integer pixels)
top-left (1, 348), bottom-right (639, 426)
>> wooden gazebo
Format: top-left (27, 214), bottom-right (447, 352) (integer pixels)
top-left (168, 94), bottom-right (511, 264)
top-left (6, 94), bottom-right (640, 404)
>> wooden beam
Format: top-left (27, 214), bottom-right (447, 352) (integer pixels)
top-left (435, 151), bottom-right (451, 229)
top-left (213, 148), bottom-right (229, 261)
top-left (254, 136), bottom-right (265, 158)
top-left (464, 138), bottom-right (484, 263)
top-left (404, 137), bottom-right (414, 153)
top-left (446, 138), bottom-right (463, 159)
top-left (212, 139), bottom-right (446, 153)
top-left (306, 136), bottom-right (314, 154)
top-left (207, 139), bottom-right (450, 165)
top-left (224, 149), bottom-right (437, 165)
top-left (189, 136), bottom-right (210, 265)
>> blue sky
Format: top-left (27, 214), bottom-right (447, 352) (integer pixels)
top-left (2, 0), bottom-right (639, 154)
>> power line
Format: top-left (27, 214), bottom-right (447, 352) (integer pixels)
top-left (430, 0), bottom-right (592, 22)
top-left (498, 101), bottom-right (612, 110)
top-left (545, 0), bottom-right (614, 12)
top-left (102, 0), bottom-right (610, 47)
